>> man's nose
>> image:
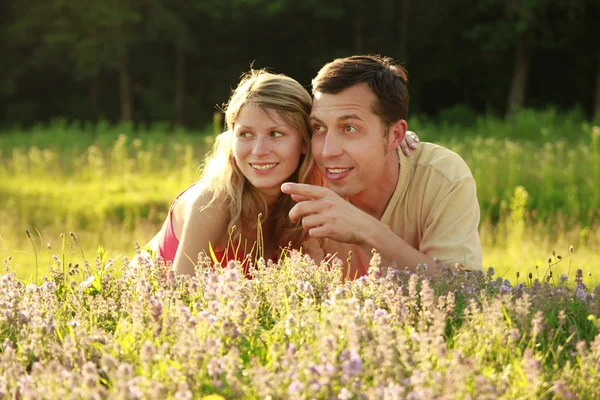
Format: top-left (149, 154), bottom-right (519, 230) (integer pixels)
top-left (320, 132), bottom-right (344, 158)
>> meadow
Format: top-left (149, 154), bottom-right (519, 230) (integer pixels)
top-left (1, 110), bottom-right (600, 398)
top-left (1, 110), bottom-right (599, 282)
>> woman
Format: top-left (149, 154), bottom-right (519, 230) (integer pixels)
top-left (147, 70), bottom-right (320, 276)
top-left (147, 69), bottom-right (420, 276)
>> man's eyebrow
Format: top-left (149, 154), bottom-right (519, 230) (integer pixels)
top-left (337, 114), bottom-right (363, 122)
top-left (309, 114), bottom-right (363, 123)
top-left (235, 124), bottom-right (286, 130)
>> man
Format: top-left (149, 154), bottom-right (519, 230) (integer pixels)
top-left (281, 55), bottom-right (482, 278)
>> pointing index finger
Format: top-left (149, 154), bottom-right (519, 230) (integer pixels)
top-left (281, 183), bottom-right (328, 199)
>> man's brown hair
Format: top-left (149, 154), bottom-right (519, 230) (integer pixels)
top-left (311, 55), bottom-right (409, 128)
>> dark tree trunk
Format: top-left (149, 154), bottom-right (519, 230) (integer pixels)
top-left (309, 17), bottom-right (327, 70)
top-left (595, 48), bottom-right (600, 120)
top-left (399, 0), bottom-right (410, 63)
top-left (119, 50), bottom-right (133, 122)
top-left (174, 46), bottom-right (185, 127)
top-left (506, 30), bottom-right (533, 120)
top-left (353, 0), bottom-right (363, 53)
top-left (89, 76), bottom-right (98, 116)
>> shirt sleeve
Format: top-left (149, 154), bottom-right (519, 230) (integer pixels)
top-left (420, 175), bottom-right (483, 271)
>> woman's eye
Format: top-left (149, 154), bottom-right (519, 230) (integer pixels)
top-left (344, 125), bottom-right (357, 133)
top-left (271, 131), bottom-right (283, 138)
top-left (239, 131), bottom-right (252, 138)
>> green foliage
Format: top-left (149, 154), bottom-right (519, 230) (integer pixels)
top-left (0, 113), bottom-right (599, 285)
top-left (1, 113), bottom-right (599, 234)
top-left (1, 0), bottom-right (598, 126)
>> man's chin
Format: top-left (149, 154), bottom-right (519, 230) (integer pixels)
top-left (325, 181), bottom-right (357, 198)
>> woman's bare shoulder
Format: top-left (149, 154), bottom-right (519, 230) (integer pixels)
top-left (174, 184), bottom-right (232, 274)
top-left (169, 183), bottom-right (229, 235)
top-left (179, 184), bottom-right (228, 219)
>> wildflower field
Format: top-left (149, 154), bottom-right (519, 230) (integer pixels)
top-left (1, 109), bottom-right (600, 398)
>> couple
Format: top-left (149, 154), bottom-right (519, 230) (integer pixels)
top-left (147, 55), bottom-right (482, 278)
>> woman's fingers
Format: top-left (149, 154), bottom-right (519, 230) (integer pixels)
top-left (400, 131), bottom-right (420, 156)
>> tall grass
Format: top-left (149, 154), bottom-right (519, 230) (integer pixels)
top-left (3, 110), bottom-right (600, 398)
top-left (1, 109), bottom-right (599, 280)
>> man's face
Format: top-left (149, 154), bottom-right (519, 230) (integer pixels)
top-left (310, 83), bottom-right (401, 199)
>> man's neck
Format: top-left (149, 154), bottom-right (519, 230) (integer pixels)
top-left (349, 151), bottom-right (400, 220)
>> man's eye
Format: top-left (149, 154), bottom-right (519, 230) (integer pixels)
top-left (312, 124), bottom-right (323, 133)
top-left (271, 131), bottom-right (283, 138)
top-left (344, 125), bottom-right (357, 133)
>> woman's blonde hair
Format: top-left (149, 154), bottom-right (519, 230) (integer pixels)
top-left (199, 69), bottom-right (319, 251)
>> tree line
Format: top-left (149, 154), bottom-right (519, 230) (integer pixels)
top-left (1, 0), bottom-right (599, 128)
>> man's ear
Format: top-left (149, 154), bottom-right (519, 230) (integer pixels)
top-left (388, 119), bottom-right (407, 152)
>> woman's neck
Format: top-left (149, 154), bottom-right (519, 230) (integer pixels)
top-left (257, 187), bottom-right (283, 209)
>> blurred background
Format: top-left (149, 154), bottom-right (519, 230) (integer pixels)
top-left (1, 0), bottom-right (599, 282)
top-left (1, 0), bottom-right (599, 126)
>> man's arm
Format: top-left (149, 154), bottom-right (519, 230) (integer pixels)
top-left (355, 220), bottom-right (437, 275)
top-left (418, 175), bottom-right (482, 271)
top-left (282, 183), bottom-right (436, 276)
top-left (342, 174), bottom-right (482, 274)
top-left (321, 224), bottom-right (437, 279)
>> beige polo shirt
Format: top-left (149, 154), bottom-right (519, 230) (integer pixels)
top-left (317, 142), bottom-right (483, 275)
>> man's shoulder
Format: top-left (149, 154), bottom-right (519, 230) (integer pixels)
top-left (409, 142), bottom-right (473, 183)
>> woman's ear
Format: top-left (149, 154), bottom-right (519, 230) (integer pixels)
top-left (302, 141), bottom-right (308, 155)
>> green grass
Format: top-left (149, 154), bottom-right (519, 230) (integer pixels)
top-left (2, 110), bottom-right (600, 397)
top-left (1, 110), bottom-right (599, 282)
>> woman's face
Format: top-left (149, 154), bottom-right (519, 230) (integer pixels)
top-left (232, 104), bottom-right (306, 204)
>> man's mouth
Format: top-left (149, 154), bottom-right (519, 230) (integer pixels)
top-left (326, 167), bottom-right (352, 175)
top-left (251, 163), bottom-right (278, 171)
top-left (323, 167), bottom-right (353, 181)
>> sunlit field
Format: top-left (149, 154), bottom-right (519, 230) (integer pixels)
top-left (2, 111), bottom-right (600, 397)
top-left (2, 112), bottom-right (599, 283)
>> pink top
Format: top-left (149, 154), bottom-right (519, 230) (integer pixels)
top-left (157, 184), bottom-right (274, 278)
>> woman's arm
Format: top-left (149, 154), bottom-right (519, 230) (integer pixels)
top-left (172, 190), bottom-right (229, 276)
top-left (144, 218), bottom-right (169, 255)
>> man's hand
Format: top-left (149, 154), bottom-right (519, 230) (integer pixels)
top-left (282, 182), bottom-right (438, 276)
top-left (281, 183), bottom-right (375, 244)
